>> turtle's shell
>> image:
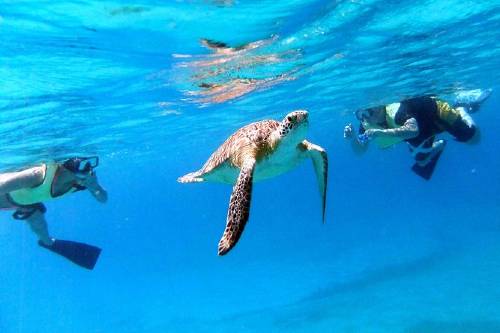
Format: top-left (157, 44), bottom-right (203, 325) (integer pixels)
top-left (200, 119), bottom-right (280, 175)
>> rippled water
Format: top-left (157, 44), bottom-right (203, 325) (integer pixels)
top-left (1, 1), bottom-right (500, 333)
top-left (1, 0), bottom-right (499, 168)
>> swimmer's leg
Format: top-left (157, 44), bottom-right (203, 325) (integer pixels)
top-left (446, 107), bottom-right (478, 143)
top-left (453, 88), bottom-right (492, 113)
top-left (16, 204), bottom-right (101, 270)
top-left (23, 205), bottom-right (53, 246)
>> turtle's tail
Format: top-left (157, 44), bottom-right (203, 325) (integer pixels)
top-left (177, 171), bottom-right (204, 183)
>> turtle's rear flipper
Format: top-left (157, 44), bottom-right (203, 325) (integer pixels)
top-left (39, 239), bottom-right (101, 270)
top-left (411, 148), bottom-right (444, 180)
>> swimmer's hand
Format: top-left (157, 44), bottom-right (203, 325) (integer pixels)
top-left (357, 133), bottom-right (369, 144)
top-left (81, 173), bottom-right (108, 203)
top-left (363, 128), bottom-right (382, 139)
top-left (80, 172), bottom-right (99, 189)
top-left (344, 123), bottom-right (354, 138)
top-left (357, 129), bottom-right (381, 145)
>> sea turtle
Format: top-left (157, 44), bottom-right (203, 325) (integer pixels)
top-left (178, 110), bottom-right (328, 255)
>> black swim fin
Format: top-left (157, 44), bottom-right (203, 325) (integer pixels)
top-left (411, 148), bottom-right (444, 180)
top-left (39, 239), bottom-right (101, 270)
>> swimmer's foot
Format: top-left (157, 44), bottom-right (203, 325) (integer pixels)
top-left (39, 239), bottom-right (101, 270)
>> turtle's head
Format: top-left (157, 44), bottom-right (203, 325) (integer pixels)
top-left (279, 110), bottom-right (309, 141)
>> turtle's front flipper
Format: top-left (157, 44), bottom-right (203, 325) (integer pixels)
top-left (218, 158), bottom-right (256, 255)
top-left (177, 171), bottom-right (204, 183)
top-left (300, 140), bottom-right (328, 223)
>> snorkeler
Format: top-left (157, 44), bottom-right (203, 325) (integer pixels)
top-left (344, 89), bottom-right (492, 180)
top-left (0, 157), bottom-right (107, 269)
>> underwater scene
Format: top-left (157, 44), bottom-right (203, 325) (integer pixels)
top-left (1, 0), bottom-right (500, 332)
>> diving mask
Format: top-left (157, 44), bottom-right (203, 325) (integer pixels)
top-left (355, 106), bottom-right (385, 121)
top-left (63, 156), bottom-right (99, 177)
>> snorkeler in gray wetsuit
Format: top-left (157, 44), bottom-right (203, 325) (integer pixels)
top-left (0, 157), bottom-right (107, 269)
top-left (344, 89), bottom-right (492, 179)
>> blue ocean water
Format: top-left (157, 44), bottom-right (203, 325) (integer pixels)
top-left (1, 1), bottom-right (500, 332)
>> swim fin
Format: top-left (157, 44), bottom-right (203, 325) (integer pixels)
top-left (411, 148), bottom-right (444, 180)
top-left (453, 88), bottom-right (492, 112)
top-left (39, 239), bottom-right (101, 270)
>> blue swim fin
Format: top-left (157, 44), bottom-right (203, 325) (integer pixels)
top-left (39, 239), bottom-right (101, 270)
top-left (411, 148), bottom-right (444, 180)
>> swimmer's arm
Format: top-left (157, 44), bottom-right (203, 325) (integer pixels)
top-left (89, 184), bottom-right (108, 203)
top-left (0, 166), bottom-right (45, 195)
top-left (368, 118), bottom-right (419, 140)
top-left (82, 173), bottom-right (108, 203)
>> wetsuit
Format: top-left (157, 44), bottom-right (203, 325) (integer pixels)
top-left (5, 163), bottom-right (85, 219)
top-left (360, 96), bottom-right (476, 160)
top-left (393, 96), bottom-right (476, 162)
top-left (394, 96), bottom-right (476, 144)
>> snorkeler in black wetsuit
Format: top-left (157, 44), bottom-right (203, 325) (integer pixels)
top-left (344, 90), bottom-right (491, 180)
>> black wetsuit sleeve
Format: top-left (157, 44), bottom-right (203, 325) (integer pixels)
top-left (397, 97), bottom-right (440, 146)
top-left (394, 105), bottom-right (413, 126)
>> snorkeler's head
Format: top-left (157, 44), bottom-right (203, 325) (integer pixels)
top-left (355, 106), bottom-right (385, 122)
top-left (62, 156), bottom-right (99, 176)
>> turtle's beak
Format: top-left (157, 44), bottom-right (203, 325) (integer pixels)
top-left (295, 110), bottom-right (309, 122)
top-left (300, 112), bottom-right (309, 124)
